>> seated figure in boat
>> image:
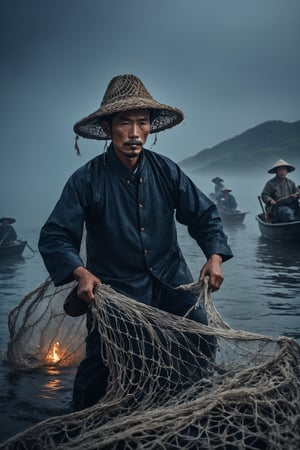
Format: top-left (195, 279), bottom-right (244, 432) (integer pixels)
top-left (0, 216), bottom-right (17, 246)
top-left (216, 187), bottom-right (238, 214)
top-left (261, 159), bottom-right (300, 223)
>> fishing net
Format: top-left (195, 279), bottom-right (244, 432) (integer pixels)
top-left (2, 278), bottom-right (300, 449)
top-left (6, 279), bottom-right (86, 370)
top-left (6, 232), bottom-right (87, 371)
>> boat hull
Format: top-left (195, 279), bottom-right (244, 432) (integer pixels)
top-left (220, 211), bottom-right (248, 225)
top-left (208, 194), bottom-right (248, 225)
top-left (255, 215), bottom-right (300, 243)
top-left (0, 240), bottom-right (27, 258)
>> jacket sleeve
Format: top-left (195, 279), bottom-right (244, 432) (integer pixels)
top-left (261, 180), bottom-right (273, 205)
top-left (174, 168), bottom-right (233, 262)
top-left (38, 173), bottom-right (87, 286)
top-left (9, 226), bottom-right (17, 241)
top-left (285, 179), bottom-right (300, 207)
top-left (290, 180), bottom-right (299, 194)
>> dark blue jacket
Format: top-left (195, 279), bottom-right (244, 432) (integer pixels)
top-left (39, 146), bottom-right (233, 305)
top-left (0, 225), bottom-right (17, 245)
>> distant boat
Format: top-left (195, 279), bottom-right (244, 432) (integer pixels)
top-left (208, 193), bottom-right (248, 225)
top-left (255, 214), bottom-right (300, 243)
top-left (219, 210), bottom-right (249, 225)
top-left (0, 240), bottom-right (27, 258)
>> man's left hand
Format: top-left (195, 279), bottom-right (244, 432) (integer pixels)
top-left (199, 254), bottom-right (224, 291)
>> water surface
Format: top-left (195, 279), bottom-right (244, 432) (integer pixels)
top-left (0, 177), bottom-right (299, 443)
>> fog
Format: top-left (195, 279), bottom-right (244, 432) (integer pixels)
top-left (1, 0), bottom-right (299, 226)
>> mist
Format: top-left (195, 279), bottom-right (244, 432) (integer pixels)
top-left (1, 0), bottom-right (299, 227)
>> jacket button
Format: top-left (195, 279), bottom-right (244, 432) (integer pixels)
top-left (140, 227), bottom-right (145, 232)
top-left (144, 249), bottom-right (148, 254)
top-left (139, 177), bottom-right (143, 183)
top-left (138, 203), bottom-right (143, 208)
top-left (126, 180), bottom-right (131, 184)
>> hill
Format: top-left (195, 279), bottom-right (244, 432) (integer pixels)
top-left (179, 120), bottom-right (300, 175)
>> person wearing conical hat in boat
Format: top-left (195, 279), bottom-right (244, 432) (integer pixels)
top-left (261, 159), bottom-right (300, 223)
top-left (38, 74), bottom-right (233, 410)
top-left (0, 216), bottom-right (17, 246)
top-left (211, 177), bottom-right (224, 195)
top-left (216, 187), bottom-right (238, 214)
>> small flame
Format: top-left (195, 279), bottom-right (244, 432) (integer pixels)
top-left (47, 341), bottom-right (61, 364)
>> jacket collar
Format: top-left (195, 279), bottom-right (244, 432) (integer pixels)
top-left (106, 144), bottom-right (145, 179)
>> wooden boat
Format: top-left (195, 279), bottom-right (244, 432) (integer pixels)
top-left (0, 240), bottom-right (27, 258)
top-left (208, 193), bottom-right (248, 225)
top-left (255, 214), bottom-right (300, 243)
top-left (219, 210), bottom-right (249, 225)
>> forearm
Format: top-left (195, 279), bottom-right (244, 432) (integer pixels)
top-left (38, 224), bottom-right (84, 286)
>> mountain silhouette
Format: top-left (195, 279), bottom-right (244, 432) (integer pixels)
top-left (179, 120), bottom-right (300, 175)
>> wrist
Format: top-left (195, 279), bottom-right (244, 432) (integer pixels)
top-left (73, 266), bottom-right (87, 281)
top-left (209, 254), bottom-right (222, 263)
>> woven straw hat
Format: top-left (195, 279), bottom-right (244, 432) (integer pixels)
top-left (268, 159), bottom-right (295, 174)
top-left (73, 74), bottom-right (184, 140)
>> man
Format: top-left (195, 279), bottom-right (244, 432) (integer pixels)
top-left (216, 187), bottom-right (238, 214)
top-left (261, 159), bottom-right (300, 223)
top-left (0, 216), bottom-right (17, 246)
top-left (39, 74), bottom-right (233, 410)
top-left (212, 177), bottom-right (224, 195)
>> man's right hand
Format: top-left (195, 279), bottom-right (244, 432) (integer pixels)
top-left (72, 266), bottom-right (102, 304)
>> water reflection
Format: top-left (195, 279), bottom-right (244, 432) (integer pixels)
top-left (0, 256), bottom-right (25, 277)
top-left (256, 237), bottom-right (300, 293)
top-left (255, 237), bottom-right (300, 341)
top-left (40, 368), bottom-right (65, 399)
top-left (4, 364), bottom-right (75, 397)
top-left (255, 238), bottom-right (300, 290)
top-left (256, 237), bottom-right (300, 269)
top-left (223, 222), bottom-right (246, 231)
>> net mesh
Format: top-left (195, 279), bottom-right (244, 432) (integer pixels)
top-left (2, 278), bottom-right (300, 449)
top-left (6, 279), bottom-right (86, 370)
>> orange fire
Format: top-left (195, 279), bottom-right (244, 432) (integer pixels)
top-left (46, 341), bottom-right (61, 364)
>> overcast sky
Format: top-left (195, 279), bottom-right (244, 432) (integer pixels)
top-left (1, 0), bottom-right (300, 225)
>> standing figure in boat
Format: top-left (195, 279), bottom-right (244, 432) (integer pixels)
top-left (0, 216), bottom-right (17, 246)
top-left (211, 177), bottom-right (224, 199)
top-left (261, 159), bottom-right (300, 223)
top-left (216, 187), bottom-right (238, 214)
top-left (39, 74), bottom-right (233, 411)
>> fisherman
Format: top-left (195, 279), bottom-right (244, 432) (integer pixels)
top-left (38, 74), bottom-right (233, 410)
top-left (0, 216), bottom-right (17, 246)
top-left (261, 159), bottom-right (300, 223)
top-left (216, 187), bottom-right (238, 213)
top-left (211, 177), bottom-right (224, 196)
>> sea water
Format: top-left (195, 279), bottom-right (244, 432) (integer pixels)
top-left (0, 175), bottom-right (299, 443)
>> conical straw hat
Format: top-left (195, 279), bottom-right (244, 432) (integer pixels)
top-left (0, 216), bottom-right (16, 224)
top-left (268, 159), bottom-right (295, 174)
top-left (221, 186), bottom-right (232, 192)
top-left (74, 74), bottom-right (184, 140)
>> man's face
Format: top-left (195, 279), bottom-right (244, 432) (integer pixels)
top-left (276, 167), bottom-right (288, 180)
top-left (103, 109), bottom-right (151, 167)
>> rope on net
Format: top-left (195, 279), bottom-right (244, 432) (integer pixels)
top-left (1, 278), bottom-right (300, 449)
